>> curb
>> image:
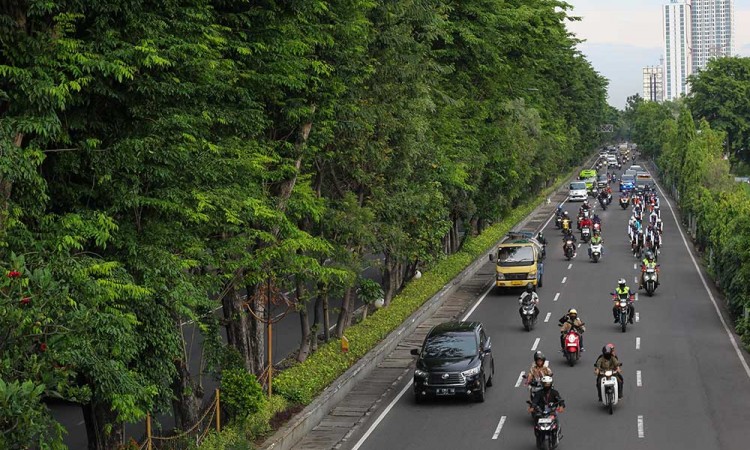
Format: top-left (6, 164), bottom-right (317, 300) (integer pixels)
top-left (260, 155), bottom-right (598, 450)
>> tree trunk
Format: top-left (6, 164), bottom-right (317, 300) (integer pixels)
top-left (83, 400), bottom-right (122, 450)
top-left (296, 278), bottom-right (311, 362)
top-left (311, 282), bottom-right (324, 351)
top-left (382, 253), bottom-right (397, 305)
top-left (322, 289), bottom-right (330, 343)
top-left (221, 281), bottom-right (260, 374)
top-left (335, 287), bottom-right (354, 338)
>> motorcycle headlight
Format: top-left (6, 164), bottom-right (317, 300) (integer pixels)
top-left (462, 366), bottom-right (481, 377)
top-left (414, 369), bottom-right (428, 378)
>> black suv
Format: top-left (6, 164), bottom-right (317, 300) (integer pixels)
top-left (410, 321), bottom-right (494, 403)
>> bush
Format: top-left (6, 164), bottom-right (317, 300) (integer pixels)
top-left (197, 395), bottom-right (287, 450)
top-left (273, 169), bottom-right (574, 404)
top-left (220, 369), bottom-right (266, 418)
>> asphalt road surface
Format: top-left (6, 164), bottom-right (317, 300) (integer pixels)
top-left (346, 167), bottom-right (750, 450)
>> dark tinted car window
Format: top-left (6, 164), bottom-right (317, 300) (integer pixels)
top-left (498, 246), bottom-right (534, 266)
top-left (423, 332), bottom-right (477, 358)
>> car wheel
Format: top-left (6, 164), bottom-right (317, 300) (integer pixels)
top-left (474, 375), bottom-right (486, 402)
top-left (486, 361), bottom-right (494, 387)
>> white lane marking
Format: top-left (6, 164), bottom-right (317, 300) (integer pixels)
top-left (633, 263), bottom-right (637, 270)
top-left (567, 263), bottom-right (572, 270)
top-left (637, 370), bottom-right (642, 387)
top-left (634, 276), bottom-right (638, 284)
top-left (635, 312), bottom-right (640, 323)
top-left (462, 282), bottom-right (494, 321)
top-left (577, 243), bottom-right (581, 248)
top-left (544, 312), bottom-right (551, 323)
top-left (635, 293), bottom-right (639, 301)
top-left (515, 372), bottom-right (525, 388)
top-left (531, 338), bottom-right (540, 351)
top-left (554, 292), bottom-right (560, 302)
top-left (655, 179), bottom-right (750, 380)
top-left (562, 277), bottom-right (567, 284)
top-left (638, 415), bottom-right (645, 438)
top-left (492, 416), bottom-right (507, 440)
top-left (351, 381), bottom-right (411, 450)
top-left (636, 337), bottom-right (641, 350)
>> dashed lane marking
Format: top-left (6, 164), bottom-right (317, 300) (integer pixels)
top-left (638, 415), bottom-right (645, 438)
top-left (567, 263), bottom-right (572, 270)
top-left (562, 277), bottom-right (567, 284)
top-left (635, 312), bottom-right (640, 323)
top-left (515, 372), bottom-right (525, 388)
top-left (636, 337), bottom-right (641, 350)
top-left (544, 312), bottom-right (551, 323)
top-left (637, 370), bottom-right (642, 387)
top-left (531, 338), bottom-right (540, 351)
top-left (492, 416), bottom-right (507, 440)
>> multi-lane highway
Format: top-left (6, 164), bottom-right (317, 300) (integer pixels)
top-left (345, 166), bottom-right (750, 450)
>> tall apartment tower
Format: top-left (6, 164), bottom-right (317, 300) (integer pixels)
top-left (691, 0), bottom-right (735, 73)
top-left (663, 0), bottom-right (693, 100)
top-left (643, 66), bottom-right (665, 102)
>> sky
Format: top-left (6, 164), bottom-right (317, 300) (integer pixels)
top-left (565, 0), bottom-right (750, 109)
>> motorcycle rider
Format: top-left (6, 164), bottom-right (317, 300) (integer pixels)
top-left (525, 351), bottom-right (553, 390)
top-left (594, 346), bottom-right (624, 401)
top-left (559, 308), bottom-right (585, 351)
top-left (579, 214), bottom-right (592, 238)
top-left (561, 211), bottom-right (572, 233)
top-left (640, 251), bottom-right (659, 289)
top-left (613, 278), bottom-right (635, 324)
top-left (597, 188), bottom-right (609, 209)
top-left (519, 283), bottom-right (541, 321)
top-left (632, 229), bottom-right (645, 257)
top-left (528, 375), bottom-right (565, 414)
top-left (562, 229), bottom-right (577, 258)
top-left (588, 229), bottom-right (604, 259)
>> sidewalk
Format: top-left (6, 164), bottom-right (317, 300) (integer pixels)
top-left (293, 185), bottom-right (572, 449)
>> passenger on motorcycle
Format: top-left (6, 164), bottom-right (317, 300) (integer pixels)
top-left (640, 252), bottom-right (659, 289)
top-left (588, 230), bottom-right (604, 258)
top-left (559, 308), bottom-right (585, 351)
top-left (594, 346), bottom-right (623, 401)
top-left (613, 278), bottom-right (635, 324)
top-left (561, 212), bottom-right (571, 232)
top-left (526, 351), bottom-right (553, 388)
top-left (519, 283), bottom-right (541, 321)
top-left (528, 376), bottom-right (565, 414)
top-left (632, 229), bottom-right (645, 257)
top-left (579, 215), bottom-right (592, 232)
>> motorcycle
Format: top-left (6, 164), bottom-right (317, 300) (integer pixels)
top-left (611, 292), bottom-right (634, 332)
top-left (522, 375), bottom-right (544, 403)
top-left (642, 265), bottom-right (660, 296)
top-left (619, 196), bottom-right (629, 209)
top-left (561, 219), bottom-right (571, 234)
top-left (562, 329), bottom-right (581, 366)
top-left (598, 196), bottom-right (607, 210)
top-left (599, 368), bottom-right (621, 415)
top-left (563, 240), bottom-right (575, 261)
top-left (555, 215), bottom-right (562, 229)
top-left (589, 242), bottom-right (602, 263)
top-left (526, 401), bottom-right (563, 450)
top-left (632, 238), bottom-right (643, 259)
top-left (581, 226), bottom-right (591, 243)
top-left (520, 298), bottom-right (538, 331)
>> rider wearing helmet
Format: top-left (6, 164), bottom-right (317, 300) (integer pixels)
top-left (614, 278), bottom-right (635, 324)
top-left (640, 251), bottom-right (658, 289)
top-left (588, 230), bottom-right (603, 259)
top-left (594, 345), bottom-right (623, 401)
top-left (519, 283), bottom-right (540, 321)
top-left (559, 308), bottom-right (585, 351)
top-left (525, 351), bottom-right (553, 387)
top-left (528, 375), bottom-right (565, 414)
top-left (562, 229), bottom-right (577, 258)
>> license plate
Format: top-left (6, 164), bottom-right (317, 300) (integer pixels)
top-left (538, 418), bottom-right (553, 424)
top-left (512, 281), bottom-right (523, 286)
top-left (436, 388), bottom-right (455, 396)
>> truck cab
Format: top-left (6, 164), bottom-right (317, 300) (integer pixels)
top-left (489, 231), bottom-right (545, 290)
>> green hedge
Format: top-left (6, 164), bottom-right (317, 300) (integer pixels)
top-left (273, 170), bottom-right (576, 404)
top-left (197, 395), bottom-right (287, 450)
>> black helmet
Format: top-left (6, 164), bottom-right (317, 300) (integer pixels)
top-left (534, 351), bottom-right (546, 363)
top-left (526, 283), bottom-right (534, 293)
top-left (602, 345), bottom-right (612, 357)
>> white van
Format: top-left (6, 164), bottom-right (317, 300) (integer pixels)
top-left (569, 181), bottom-right (588, 201)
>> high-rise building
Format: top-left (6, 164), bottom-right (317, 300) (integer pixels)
top-left (691, 0), bottom-right (735, 73)
top-left (663, 0), bottom-right (693, 100)
top-left (643, 66), bottom-right (665, 102)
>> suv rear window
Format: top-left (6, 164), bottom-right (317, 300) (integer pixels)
top-left (621, 175), bottom-right (634, 182)
top-left (498, 246), bottom-right (534, 266)
top-left (422, 332), bottom-right (477, 358)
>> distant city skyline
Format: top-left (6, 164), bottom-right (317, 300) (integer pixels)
top-left (566, 0), bottom-right (749, 108)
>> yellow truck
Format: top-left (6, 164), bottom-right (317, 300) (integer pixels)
top-left (489, 231), bottom-right (546, 289)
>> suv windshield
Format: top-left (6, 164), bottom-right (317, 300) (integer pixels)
top-left (422, 332), bottom-right (477, 359)
top-left (498, 246), bottom-right (534, 266)
top-left (570, 182), bottom-right (586, 190)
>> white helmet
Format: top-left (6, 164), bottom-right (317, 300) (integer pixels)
top-left (541, 376), bottom-right (553, 387)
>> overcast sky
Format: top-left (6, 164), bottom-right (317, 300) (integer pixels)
top-left (565, 0), bottom-right (750, 109)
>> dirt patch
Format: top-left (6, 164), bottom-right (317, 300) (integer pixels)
top-left (269, 403), bottom-right (304, 431)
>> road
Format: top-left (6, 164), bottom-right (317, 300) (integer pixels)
top-left (346, 165), bottom-right (750, 450)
